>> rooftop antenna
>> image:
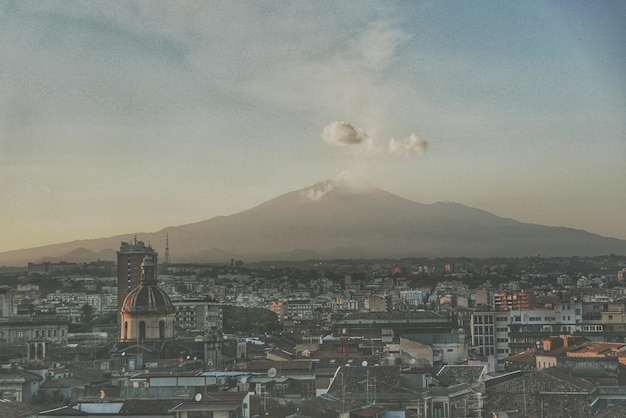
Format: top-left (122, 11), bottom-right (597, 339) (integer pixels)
top-left (164, 232), bottom-right (171, 265)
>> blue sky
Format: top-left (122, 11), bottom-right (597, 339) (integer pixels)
top-left (1, 1), bottom-right (625, 252)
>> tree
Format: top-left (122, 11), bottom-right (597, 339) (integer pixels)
top-left (80, 303), bottom-right (94, 324)
top-left (223, 305), bottom-right (279, 334)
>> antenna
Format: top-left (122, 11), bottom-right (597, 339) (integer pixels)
top-left (267, 367), bottom-right (277, 378)
top-left (164, 232), bottom-right (171, 265)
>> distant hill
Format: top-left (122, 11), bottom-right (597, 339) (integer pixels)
top-left (2, 178), bottom-right (625, 266)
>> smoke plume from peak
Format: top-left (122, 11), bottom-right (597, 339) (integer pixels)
top-left (302, 171), bottom-right (375, 201)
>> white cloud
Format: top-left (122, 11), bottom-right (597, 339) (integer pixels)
top-left (388, 134), bottom-right (428, 157)
top-left (321, 121), bottom-right (367, 146)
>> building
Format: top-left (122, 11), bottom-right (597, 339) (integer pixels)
top-left (493, 290), bottom-right (534, 311)
top-left (27, 262), bottom-right (78, 275)
top-left (581, 302), bottom-right (626, 343)
top-left (281, 299), bottom-right (313, 322)
top-left (173, 298), bottom-right (223, 333)
top-left (401, 334), bottom-right (468, 368)
top-left (0, 366), bottom-right (42, 402)
top-left (0, 286), bottom-right (15, 317)
top-left (484, 367), bottom-right (600, 417)
top-left (0, 316), bottom-right (69, 362)
top-left (115, 255), bottom-right (222, 371)
top-left (470, 309), bottom-right (510, 369)
top-left (119, 255), bottom-right (174, 343)
top-left (508, 304), bottom-right (581, 353)
top-left (331, 311), bottom-right (453, 342)
top-left (116, 238), bottom-right (158, 322)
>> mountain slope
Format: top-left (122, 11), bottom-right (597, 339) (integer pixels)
top-left (1, 178), bottom-right (625, 266)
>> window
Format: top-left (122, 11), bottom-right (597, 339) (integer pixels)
top-left (139, 321), bottom-right (146, 341)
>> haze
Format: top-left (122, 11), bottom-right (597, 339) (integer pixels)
top-left (1, 1), bottom-right (625, 253)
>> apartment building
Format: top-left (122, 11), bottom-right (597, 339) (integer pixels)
top-left (471, 301), bottom-right (582, 370)
top-left (470, 309), bottom-right (510, 369)
top-left (281, 299), bottom-right (313, 322)
top-left (493, 289), bottom-right (534, 311)
top-left (581, 301), bottom-right (626, 343)
top-left (173, 298), bottom-right (223, 332)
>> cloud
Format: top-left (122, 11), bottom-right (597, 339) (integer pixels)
top-left (321, 122), bottom-right (428, 160)
top-left (321, 121), bottom-right (368, 146)
top-left (388, 134), bottom-right (428, 157)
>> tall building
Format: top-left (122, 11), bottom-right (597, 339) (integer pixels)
top-left (116, 237), bottom-right (157, 322)
top-left (0, 287), bottom-right (15, 317)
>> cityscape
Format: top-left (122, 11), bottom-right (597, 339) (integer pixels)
top-left (2, 2), bottom-right (625, 418)
top-left (0, 236), bottom-right (625, 417)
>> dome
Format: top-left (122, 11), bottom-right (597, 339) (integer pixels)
top-left (121, 284), bottom-right (174, 314)
top-left (121, 255), bottom-right (174, 314)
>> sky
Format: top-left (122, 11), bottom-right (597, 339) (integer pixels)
top-left (1, 1), bottom-right (625, 253)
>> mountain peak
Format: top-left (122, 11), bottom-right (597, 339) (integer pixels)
top-left (302, 175), bottom-right (376, 200)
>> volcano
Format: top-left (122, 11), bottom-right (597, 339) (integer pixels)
top-left (1, 178), bottom-right (625, 266)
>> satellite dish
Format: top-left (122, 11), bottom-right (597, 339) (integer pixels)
top-left (121, 352), bottom-right (126, 357)
top-left (267, 367), bottom-right (277, 378)
top-left (241, 376), bottom-right (248, 384)
top-left (194, 393), bottom-right (203, 402)
top-left (100, 389), bottom-right (105, 399)
top-left (410, 358), bottom-right (416, 365)
top-left (361, 360), bottom-right (368, 367)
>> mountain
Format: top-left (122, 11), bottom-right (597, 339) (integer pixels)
top-left (2, 178), bottom-right (625, 266)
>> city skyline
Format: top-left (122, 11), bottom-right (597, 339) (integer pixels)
top-left (1, 1), bottom-right (625, 253)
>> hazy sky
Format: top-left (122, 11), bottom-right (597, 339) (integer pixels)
top-left (1, 1), bottom-right (625, 253)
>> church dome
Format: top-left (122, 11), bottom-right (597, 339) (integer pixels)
top-left (121, 284), bottom-right (174, 314)
top-left (121, 255), bottom-right (174, 314)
